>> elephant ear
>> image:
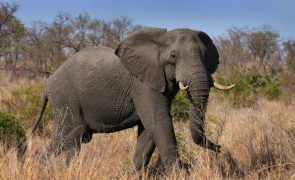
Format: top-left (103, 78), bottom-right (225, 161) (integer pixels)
top-left (198, 31), bottom-right (219, 74)
top-left (115, 28), bottom-right (167, 92)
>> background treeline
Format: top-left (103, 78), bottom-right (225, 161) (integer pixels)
top-left (214, 26), bottom-right (295, 107)
top-left (0, 3), bottom-right (141, 79)
top-left (1, 3), bottom-right (295, 80)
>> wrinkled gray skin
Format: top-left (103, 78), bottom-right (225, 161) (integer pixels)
top-left (21, 28), bottom-right (221, 171)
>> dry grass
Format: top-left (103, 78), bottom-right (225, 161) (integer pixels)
top-left (1, 73), bottom-right (295, 179)
top-left (0, 70), bottom-right (46, 102)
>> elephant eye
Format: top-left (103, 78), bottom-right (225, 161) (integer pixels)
top-left (171, 54), bottom-right (176, 58)
top-left (169, 50), bottom-right (178, 64)
top-left (170, 52), bottom-right (177, 59)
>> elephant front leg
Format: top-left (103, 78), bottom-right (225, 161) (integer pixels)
top-left (133, 122), bottom-right (156, 171)
top-left (132, 90), bottom-right (179, 171)
top-left (151, 123), bottom-right (178, 171)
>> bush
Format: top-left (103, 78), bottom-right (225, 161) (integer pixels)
top-left (1, 85), bottom-right (51, 132)
top-left (279, 72), bottom-right (295, 104)
top-left (171, 91), bottom-right (190, 121)
top-left (0, 111), bottom-right (25, 147)
top-left (215, 71), bottom-right (283, 107)
top-left (263, 79), bottom-right (283, 100)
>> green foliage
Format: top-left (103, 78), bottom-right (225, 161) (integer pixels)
top-left (207, 114), bottom-right (219, 124)
top-left (175, 130), bottom-right (186, 144)
top-left (1, 85), bottom-right (51, 130)
top-left (215, 71), bottom-right (283, 107)
top-left (263, 79), bottom-right (283, 100)
top-left (171, 91), bottom-right (190, 121)
top-left (0, 111), bottom-right (25, 146)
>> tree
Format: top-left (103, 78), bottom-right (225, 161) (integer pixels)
top-left (102, 16), bottom-right (135, 48)
top-left (4, 19), bottom-right (27, 70)
top-left (0, 3), bottom-right (27, 74)
top-left (1, 3), bottom-right (142, 78)
top-left (87, 18), bottom-right (104, 46)
top-left (45, 13), bottom-right (73, 52)
top-left (215, 27), bottom-right (250, 73)
top-left (247, 25), bottom-right (280, 71)
top-left (0, 2), bottom-right (18, 38)
top-left (283, 40), bottom-right (295, 73)
top-left (67, 13), bottom-right (91, 52)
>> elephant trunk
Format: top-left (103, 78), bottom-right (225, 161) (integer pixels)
top-left (187, 71), bottom-right (221, 152)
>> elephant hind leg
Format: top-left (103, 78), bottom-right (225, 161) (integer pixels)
top-left (45, 134), bottom-right (82, 166)
top-left (45, 105), bottom-right (85, 166)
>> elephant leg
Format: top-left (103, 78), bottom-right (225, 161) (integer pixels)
top-left (45, 105), bottom-right (84, 166)
top-left (142, 115), bottom-right (178, 171)
top-left (132, 90), bottom-right (178, 171)
top-left (133, 122), bottom-right (156, 171)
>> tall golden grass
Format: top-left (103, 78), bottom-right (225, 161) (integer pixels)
top-left (0, 73), bottom-right (295, 179)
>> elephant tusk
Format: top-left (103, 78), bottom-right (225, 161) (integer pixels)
top-left (213, 82), bottom-right (235, 90)
top-left (179, 82), bottom-right (189, 91)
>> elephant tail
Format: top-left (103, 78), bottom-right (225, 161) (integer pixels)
top-left (17, 95), bottom-right (48, 159)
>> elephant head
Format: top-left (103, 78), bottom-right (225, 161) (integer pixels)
top-left (115, 28), bottom-right (234, 151)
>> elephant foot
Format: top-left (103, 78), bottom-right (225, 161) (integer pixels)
top-left (213, 144), bottom-right (222, 153)
top-left (144, 156), bottom-right (166, 177)
top-left (178, 160), bottom-right (192, 174)
top-left (145, 157), bottom-right (192, 176)
top-left (82, 130), bottom-right (93, 143)
top-left (206, 141), bottom-right (221, 153)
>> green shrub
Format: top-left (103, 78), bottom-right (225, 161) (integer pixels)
top-left (207, 114), bottom-right (219, 124)
top-left (171, 91), bottom-right (190, 121)
top-left (0, 111), bottom-right (25, 146)
top-left (263, 79), bottom-right (283, 100)
top-left (215, 71), bottom-right (283, 107)
top-left (1, 85), bottom-right (51, 131)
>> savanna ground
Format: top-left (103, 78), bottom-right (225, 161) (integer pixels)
top-left (1, 70), bottom-right (295, 180)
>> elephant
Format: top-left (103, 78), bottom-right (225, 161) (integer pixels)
top-left (19, 28), bottom-right (235, 171)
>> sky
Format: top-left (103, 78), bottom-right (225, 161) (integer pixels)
top-left (6, 0), bottom-right (295, 40)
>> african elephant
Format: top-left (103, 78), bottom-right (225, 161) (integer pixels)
top-left (19, 28), bottom-right (234, 171)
